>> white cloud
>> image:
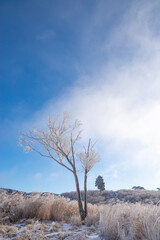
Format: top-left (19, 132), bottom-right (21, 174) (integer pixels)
top-left (22, 1), bottom-right (160, 189)
top-left (45, 173), bottom-right (59, 182)
top-left (36, 29), bottom-right (55, 41)
top-left (33, 172), bottom-right (60, 183)
top-left (34, 172), bottom-right (42, 181)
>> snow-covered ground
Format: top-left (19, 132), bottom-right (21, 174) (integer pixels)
top-left (0, 219), bottom-right (101, 240)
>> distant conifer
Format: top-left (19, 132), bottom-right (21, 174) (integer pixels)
top-left (95, 175), bottom-right (105, 191)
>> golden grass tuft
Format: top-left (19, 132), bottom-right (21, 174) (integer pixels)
top-left (99, 203), bottom-right (160, 240)
top-left (0, 224), bottom-right (18, 234)
top-left (9, 195), bottom-right (81, 223)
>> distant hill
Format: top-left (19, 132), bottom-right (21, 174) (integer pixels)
top-left (1, 187), bottom-right (160, 205)
top-left (61, 189), bottom-right (160, 205)
top-left (0, 187), bottom-right (55, 197)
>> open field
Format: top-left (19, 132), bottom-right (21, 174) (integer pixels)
top-left (1, 188), bottom-right (160, 239)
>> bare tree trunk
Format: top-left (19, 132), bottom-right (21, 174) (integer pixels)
top-left (84, 170), bottom-right (88, 218)
top-left (73, 171), bottom-right (85, 221)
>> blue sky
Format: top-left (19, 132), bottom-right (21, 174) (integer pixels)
top-left (1, 0), bottom-right (160, 193)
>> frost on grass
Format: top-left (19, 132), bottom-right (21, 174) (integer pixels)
top-left (1, 188), bottom-right (160, 239)
top-left (0, 189), bottom-right (100, 239)
top-left (0, 221), bottom-right (99, 240)
top-left (100, 203), bottom-right (160, 240)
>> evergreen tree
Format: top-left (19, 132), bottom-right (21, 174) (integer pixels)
top-left (95, 175), bottom-right (105, 191)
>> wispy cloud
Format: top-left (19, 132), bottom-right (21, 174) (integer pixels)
top-left (45, 173), bottom-right (60, 182)
top-left (21, 1), bottom-right (160, 190)
top-left (34, 172), bottom-right (42, 181)
top-left (36, 29), bottom-right (55, 41)
top-left (33, 172), bottom-right (60, 183)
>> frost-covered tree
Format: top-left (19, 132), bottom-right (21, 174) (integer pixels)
top-left (77, 139), bottom-right (100, 217)
top-left (19, 112), bottom-right (100, 221)
top-left (95, 175), bottom-right (105, 191)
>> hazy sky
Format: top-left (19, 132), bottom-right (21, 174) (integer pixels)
top-left (1, 0), bottom-right (160, 193)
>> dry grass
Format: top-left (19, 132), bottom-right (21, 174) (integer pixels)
top-left (85, 203), bottom-right (103, 226)
top-left (9, 197), bottom-right (103, 227)
top-left (2, 188), bottom-right (160, 239)
top-left (8, 196), bottom-right (82, 224)
top-left (0, 224), bottom-right (18, 234)
top-left (99, 203), bottom-right (160, 240)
